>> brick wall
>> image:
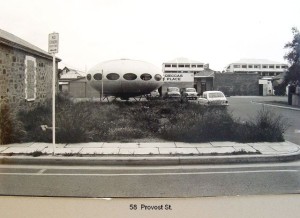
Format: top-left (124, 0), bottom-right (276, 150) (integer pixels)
top-left (0, 44), bottom-right (57, 109)
top-left (214, 73), bottom-right (259, 96)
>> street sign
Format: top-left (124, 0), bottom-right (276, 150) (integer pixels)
top-left (48, 32), bottom-right (59, 54)
top-left (163, 72), bottom-right (194, 82)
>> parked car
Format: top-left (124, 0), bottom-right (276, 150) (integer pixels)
top-left (180, 88), bottom-right (198, 100)
top-left (165, 87), bottom-right (181, 99)
top-left (197, 91), bottom-right (229, 106)
top-left (146, 89), bottom-right (160, 100)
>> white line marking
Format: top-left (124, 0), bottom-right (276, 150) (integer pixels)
top-left (0, 170), bottom-right (298, 176)
top-left (251, 101), bottom-right (300, 111)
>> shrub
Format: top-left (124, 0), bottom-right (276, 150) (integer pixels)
top-left (107, 127), bottom-right (146, 141)
top-left (160, 105), bottom-right (235, 142)
top-left (0, 103), bottom-right (26, 144)
top-left (16, 97), bottom-right (288, 144)
top-left (234, 107), bottom-right (289, 142)
top-left (18, 102), bottom-right (52, 142)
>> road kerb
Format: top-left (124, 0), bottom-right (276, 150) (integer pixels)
top-left (1, 150), bottom-right (300, 166)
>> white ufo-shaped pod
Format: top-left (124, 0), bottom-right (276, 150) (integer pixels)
top-left (87, 59), bottom-right (163, 98)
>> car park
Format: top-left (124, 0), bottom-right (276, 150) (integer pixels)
top-left (197, 91), bottom-right (229, 106)
top-left (180, 88), bottom-right (198, 100)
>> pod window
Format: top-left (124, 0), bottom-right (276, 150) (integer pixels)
top-left (123, 73), bottom-right (137, 80)
top-left (93, 73), bottom-right (102, 80)
top-left (86, 74), bottom-right (92, 80)
top-left (154, 74), bottom-right (162, 81)
top-left (140, 73), bottom-right (152, 81)
top-left (106, 73), bottom-right (120, 80)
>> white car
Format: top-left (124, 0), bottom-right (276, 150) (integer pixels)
top-left (198, 91), bottom-right (229, 106)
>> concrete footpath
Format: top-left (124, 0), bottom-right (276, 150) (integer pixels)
top-left (0, 141), bottom-right (300, 165)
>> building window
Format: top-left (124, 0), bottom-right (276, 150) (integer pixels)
top-left (86, 74), bottom-right (92, 80)
top-left (254, 65), bottom-right (260, 68)
top-left (248, 65), bottom-right (253, 68)
top-left (197, 64), bottom-right (203, 68)
top-left (154, 74), bottom-right (162, 81)
top-left (242, 65), bottom-right (247, 68)
top-left (3, 69), bottom-right (6, 74)
top-left (262, 65), bottom-right (267, 69)
top-left (178, 64), bottom-right (184, 67)
top-left (24, 56), bottom-right (37, 101)
top-left (281, 65), bottom-right (288, 69)
top-left (234, 65), bottom-right (240, 68)
top-left (123, 73), bottom-right (137, 80)
top-left (191, 65), bottom-right (196, 68)
top-left (184, 64), bottom-right (190, 67)
top-left (269, 65), bottom-right (274, 68)
top-left (165, 64), bottom-right (171, 67)
top-left (276, 65), bottom-right (280, 69)
top-left (12, 56), bottom-right (16, 62)
top-left (171, 64), bottom-right (177, 67)
top-left (106, 73), bottom-right (120, 80)
top-left (140, 73), bottom-right (152, 81)
top-left (93, 73), bottom-right (102, 80)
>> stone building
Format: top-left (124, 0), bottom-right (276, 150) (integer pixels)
top-left (0, 29), bottom-right (61, 108)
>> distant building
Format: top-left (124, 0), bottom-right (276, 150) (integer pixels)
top-left (194, 68), bottom-right (215, 94)
top-left (224, 59), bottom-right (288, 77)
top-left (59, 67), bottom-right (86, 92)
top-left (162, 57), bottom-right (209, 94)
top-left (59, 66), bottom-right (99, 98)
top-left (0, 29), bottom-right (61, 108)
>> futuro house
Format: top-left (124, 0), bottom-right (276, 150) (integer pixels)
top-left (87, 59), bottom-right (163, 99)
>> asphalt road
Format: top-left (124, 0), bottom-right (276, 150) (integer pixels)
top-left (227, 96), bottom-right (300, 145)
top-left (1, 162), bottom-right (300, 197)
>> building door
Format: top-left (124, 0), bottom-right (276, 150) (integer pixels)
top-left (259, 84), bottom-right (263, 96)
top-left (201, 82), bottom-right (206, 95)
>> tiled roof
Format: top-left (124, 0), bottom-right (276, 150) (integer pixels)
top-left (194, 69), bottom-right (215, 77)
top-left (0, 29), bottom-right (61, 61)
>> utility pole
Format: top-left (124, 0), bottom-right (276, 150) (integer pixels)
top-left (101, 69), bottom-right (104, 101)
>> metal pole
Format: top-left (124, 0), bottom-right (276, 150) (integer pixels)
top-left (52, 54), bottom-right (56, 155)
top-left (101, 69), bottom-right (104, 101)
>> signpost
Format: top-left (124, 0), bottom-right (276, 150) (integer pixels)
top-left (48, 32), bottom-right (59, 155)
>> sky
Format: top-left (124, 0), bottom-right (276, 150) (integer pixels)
top-left (1, 0), bottom-right (300, 72)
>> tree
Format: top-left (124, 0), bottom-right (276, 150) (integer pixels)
top-left (284, 27), bottom-right (300, 84)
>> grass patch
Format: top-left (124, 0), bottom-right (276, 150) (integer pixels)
top-left (0, 103), bottom-right (26, 144)
top-left (62, 152), bottom-right (77, 156)
top-left (31, 151), bottom-right (44, 157)
top-left (231, 149), bottom-right (261, 155)
top-left (2, 94), bottom-right (289, 144)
